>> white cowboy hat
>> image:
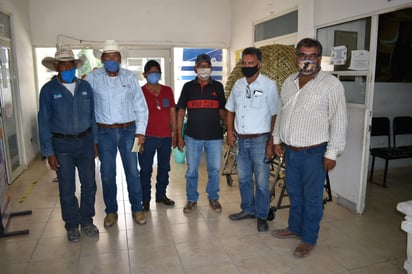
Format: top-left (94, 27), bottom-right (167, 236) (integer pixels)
top-left (93, 40), bottom-right (121, 59)
top-left (42, 48), bottom-right (86, 72)
top-left (102, 40), bottom-right (120, 53)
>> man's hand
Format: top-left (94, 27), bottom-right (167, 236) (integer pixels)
top-left (94, 144), bottom-right (99, 158)
top-left (323, 158), bottom-right (336, 171)
top-left (274, 144), bottom-right (284, 157)
top-left (265, 142), bottom-right (274, 161)
top-left (47, 155), bottom-right (59, 170)
top-left (226, 132), bottom-right (236, 146)
top-left (136, 134), bottom-right (145, 153)
top-left (177, 135), bottom-right (185, 152)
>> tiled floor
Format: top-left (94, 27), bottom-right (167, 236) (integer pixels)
top-left (0, 154), bottom-right (410, 274)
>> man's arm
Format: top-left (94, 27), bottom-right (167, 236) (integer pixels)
top-left (226, 111), bottom-right (236, 146)
top-left (176, 108), bottom-right (186, 151)
top-left (170, 106), bottom-right (177, 147)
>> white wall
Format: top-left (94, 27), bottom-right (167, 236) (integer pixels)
top-left (0, 0), bottom-right (38, 165)
top-left (29, 0), bottom-right (231, 48)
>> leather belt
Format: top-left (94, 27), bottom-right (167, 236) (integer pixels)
top-left (97, 121), bottom-right (135, 129)
top-left (287, 142), bottom-right (325, 152)
top-left (238, 133), bottom-right (269, 139)
top-left (52, 128), bottom-right (91, 139)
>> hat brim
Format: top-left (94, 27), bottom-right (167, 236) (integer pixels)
top-left (41, 55), bottom-right (86, 72)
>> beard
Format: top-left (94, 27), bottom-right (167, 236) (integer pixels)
top-left (298, 60), bottom-right (320, 76)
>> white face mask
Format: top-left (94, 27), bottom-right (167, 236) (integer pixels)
top-left (197, 68), bottom-right (211, 80)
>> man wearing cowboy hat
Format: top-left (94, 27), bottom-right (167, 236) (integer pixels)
top-left (86, 40), bottom-right (149, 227)
top-left (38, 48), bottom-right (99, 242)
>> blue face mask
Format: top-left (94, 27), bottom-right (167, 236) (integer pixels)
top-left (104, 60), bottom-right (120, 72)
top-left (147, 72), bottom-right (161, 84)
top-left (60, 68), bottom-right (76, 83)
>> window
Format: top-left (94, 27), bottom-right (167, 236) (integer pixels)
top-left (254, 11), bottom-right (298, 42)
top-left (375, 8), bottom-right (412, 82)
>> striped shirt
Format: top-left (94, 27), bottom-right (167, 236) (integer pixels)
top-left (272, 71), bottom-right (347, 160)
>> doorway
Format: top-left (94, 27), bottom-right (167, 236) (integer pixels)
top-left (316, 16), bottom-right (373, 214)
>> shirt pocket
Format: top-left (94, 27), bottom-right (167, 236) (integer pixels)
top-left (251, 92), bottom-right (264, 108)
top-left (79, 98), bottom-right (91, 115)
top-left (162, 98), bottom-right (170, 108)
top-left (302, 93), bottom-right (327, 114)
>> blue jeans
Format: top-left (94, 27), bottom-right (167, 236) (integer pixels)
top-left (285, 143), bottom-right (327, 246)
top-left (236, 134), bottom-right (270, 219)
top-left (185, 136), bottom-right (222, 202)
top-left (53, 132), bottom-right (96, 230)
top-left (97, 124), bottom-right (143, 213)
top-left (138, 136), bottom-right (172, 202)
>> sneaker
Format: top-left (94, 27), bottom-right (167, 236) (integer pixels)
top-left (209, 199), bottom-right (222, 213)
top-left (104, 213), bottom-right (118, 228)
top-left (257, 218), bottom-right (269, 232)
top-left (67, 227), bottom-right (81, 243)
top-left (156, 196), bottom-right (175, 206)
top-left (132, 211), bottom-right (146, 225)
top-left (183, 201), bottom-right (197, 213)
top-left (81, 224), bottom-right (99, 237)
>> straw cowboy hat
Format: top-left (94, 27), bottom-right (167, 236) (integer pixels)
top-left (42, 48), bottom-right (86, 71)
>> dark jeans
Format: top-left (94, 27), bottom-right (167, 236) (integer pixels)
top-left (97, 124), bottom-right (143, 213)
top-left (53, 133), bottom-right (96, 230)
top-left (138, 136), bottom-right (172, 202)
top-left (285, 143), bottom-right (327, 245)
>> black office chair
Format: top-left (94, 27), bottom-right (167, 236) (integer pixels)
top-left (393, 116), bottom-right (412, 150)
top-left (369, 117), bottom-right (412, 187)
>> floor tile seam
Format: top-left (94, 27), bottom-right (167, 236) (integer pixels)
top-left (124, 227), bottom-right (133, 274)
top-left (172, 236), bottom-right (201, 274)
top-left (346, 257), bottom-right (405, 272)
top-left (24, 183), bottom-right (60, 270)
top-left (213, 233), bottom-right (242, 274)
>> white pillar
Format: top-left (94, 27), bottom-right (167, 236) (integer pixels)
top-left (397, 200), bottom-right (412, 274)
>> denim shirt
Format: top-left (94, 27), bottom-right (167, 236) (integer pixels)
top-left (38, 77), bottom-right (97, 157)
top-left (86, 67), bottom-right (148, 135)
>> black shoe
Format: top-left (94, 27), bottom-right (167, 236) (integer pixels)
top-left (142, 201), bottom-right (150, 211)
top-left (156, 196), bottom-right (175, 206)
top-left (67, 227), bottom-right (81, 242)
top-left (257, 218), bottom-right (268, 232)
top-left (229, 210), bottom-right (255, 221)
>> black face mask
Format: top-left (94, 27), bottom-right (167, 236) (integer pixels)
top-left (241, 65), bottom-right (259, 78)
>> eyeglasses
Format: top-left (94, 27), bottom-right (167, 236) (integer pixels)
top-left (246, 85), bottom-right (251, 99)
top-left (296, 53), bottom-right (318, 60)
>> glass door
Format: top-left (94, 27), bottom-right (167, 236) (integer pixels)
top-left (0, 41), bottom-right (23, 183)
top-left (0, 10), bottom-right (23, 183)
